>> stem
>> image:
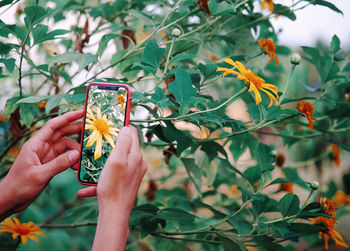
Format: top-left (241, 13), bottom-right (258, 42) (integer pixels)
top-left (81, 0), bottom-right (184, 86)
top-left (162, 36), bottom-right (176, 78)
top-left (152, 233), bottom-right (221, 244)
top-left (289, 189), bottom-right (315, 223)
top-left (279, 64), bottom-right (296, 104)
top-left (39, 222), bottom-right (97, 229)
top-left (18, 33), bottom-right (30, 97)
top-left (132, 86), bottom-right (248, 123)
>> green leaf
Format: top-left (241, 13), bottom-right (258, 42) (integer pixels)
top-left (141, 40), bottom-right (166, 69)
top-left (0, 58), bottom-right (15, 72)
top-left (110, 50), bottom-right (127, 65)
top-left (339, 144), bottom-right (350, 152)
top-left (273, 4), bottom-right (296, 21)
top-left (48, 52), bottom-right (97, 71)
top-left (32, 25), bottom-right (69, 45)
top-left (152, 208), bottom-right (196, 226)
top-left (0, 0), bottom-right (14, 8)
top-left (331, 34), bottom-right (341, 53)
top-left (46, 94), bottom-right (64, 115)
top-left (169, 54), bottom-right (196, 65)
top-left (181, 158), bottom-right (202, 195)
top-left (97, 33), bottom-right (121, 56)
top-left (169, 69), bottom-right (197, 102)
top-left (279, 193), bottom-right (300, 217)
top-left (208, 1), bottom-right (234, 16)
top-left (267, 177), bottom-right (306, 186)
top-left (309, 0), bottom-right (343, 14)
top-left (15, 96), bottom-right (47, 105)
top-left (0, 41), bottom-right (13, 55)
top-left (219, 236), bottom-right (247, 251)
top-left (19, 104), bottom-right (39, 127)
top-left (24, 6), bottom-right (48, 29)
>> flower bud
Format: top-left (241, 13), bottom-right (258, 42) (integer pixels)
top-left (290, 53), bottom-right (301, 65)
top-left (309, 181), bottom-right (319, 190)
top-left (171, 28), bottom-right (182, 37)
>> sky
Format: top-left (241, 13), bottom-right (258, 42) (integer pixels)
top-left (270, 0), bottom-right (350, 49)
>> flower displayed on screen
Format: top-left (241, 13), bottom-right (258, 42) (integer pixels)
top-left (217, 58), bottom-right (279, 107)
top-left (0, 217), bottom-right (45, 245)
top-left (85, 106), bottom-right (120, 160)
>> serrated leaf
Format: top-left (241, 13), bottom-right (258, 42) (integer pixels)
top-left (141, 40), bottom-right (166, 69)
top-left (279, 193), bottom-right (300, 217)
top-left (169, 69), bottom-right (197, 102)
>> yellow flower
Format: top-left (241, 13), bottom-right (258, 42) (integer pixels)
top-left (85, 106), bottom-right (120, 160)
top-left (259, 38), bottom-right (279, 65)
top-left (0, 217), bottom-right (45, 245)
top-left (261, 0), bottom-right (274, 12)
top-left (309, 197), bottom-right (349, 250)
top-left (217, 59), bottom-right (279, 107)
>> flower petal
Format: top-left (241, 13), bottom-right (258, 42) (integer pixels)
top-left (248, 83), bottom-right (262, 105)
top-left (86, 130), bottom-right (99, 147)
top-left (94, 133), bottom-right (103, 160)
top-left (104, 134), bottom-right (115, 149)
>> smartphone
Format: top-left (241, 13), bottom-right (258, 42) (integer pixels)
top-left (78, 82), bottom-right (132, 185)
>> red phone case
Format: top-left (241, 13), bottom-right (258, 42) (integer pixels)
top-left (77, 82), bottom-right (132, 186)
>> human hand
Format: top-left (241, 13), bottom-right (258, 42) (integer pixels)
top-left (0, 110), bottom-right (83, 220)
top-left (77, 126), bottom-right (147, 251)
top-left (77, 126), bottom-right (147, 213)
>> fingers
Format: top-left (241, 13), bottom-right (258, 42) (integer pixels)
top-left (105, 127), bottom-right (132, 167)
top-left (40, 150), bottom-right (80, 179)
top-left (77, 186), bottom-right (97, 197)
top-left (128, 126), bottom-right (141, 154)
top-left (35, 110), bottom-right (83, 141)
top-left (51, 121), bottom-right (83, 143)
top-left (53, 137), bottom-right (80, 156)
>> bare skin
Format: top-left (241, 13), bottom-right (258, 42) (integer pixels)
top-left (0, 111), bottom-right (147, 251)
top-left (0, 110), bottom-right (83, 221)
top-left (78, 126), bottom-right (148, 251)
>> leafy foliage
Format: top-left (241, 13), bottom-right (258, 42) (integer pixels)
top-left (0, 0), bottom-right (350, 250)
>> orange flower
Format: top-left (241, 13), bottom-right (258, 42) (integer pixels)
top-left (0, 217), bottom-right (45, 245)
top-left (117, 94), bottom-right (126, 110)
top-left (0, 114), bottom-right (9, 121)
top-left (330, 144), bottom-right (340, 167)
top-left (260, 0), bottom-right (274, 12)
top-left (309, 197), bottom-right (348, 250)
top-left (281, 182), bottom-right (293, 193)
top-left (36, 100), bottom-right (47, 111)
top-left (217, 59), bottom-right (279, 107)
top-left (332, 190), bottom-right (350, 208)
top-left (8, 146), bottom-right (20, 157)
top-left (296, 101), bottom-right (317, 130)
top-left (259, 38), bottom-right (279, 65)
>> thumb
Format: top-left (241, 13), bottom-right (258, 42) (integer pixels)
top-left (42, 150), bottom-right (80, 179)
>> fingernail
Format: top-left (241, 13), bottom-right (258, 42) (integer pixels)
top-left (68, 150), bottom-right (80, 161)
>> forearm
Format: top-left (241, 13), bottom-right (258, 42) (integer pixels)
top-left (0, 180), bottom-right (14, 221)
top-left (92, 205), bottom-right (130, 251)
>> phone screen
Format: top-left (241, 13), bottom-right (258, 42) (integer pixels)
top-left (78, 84), bottom-right (128, 184)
